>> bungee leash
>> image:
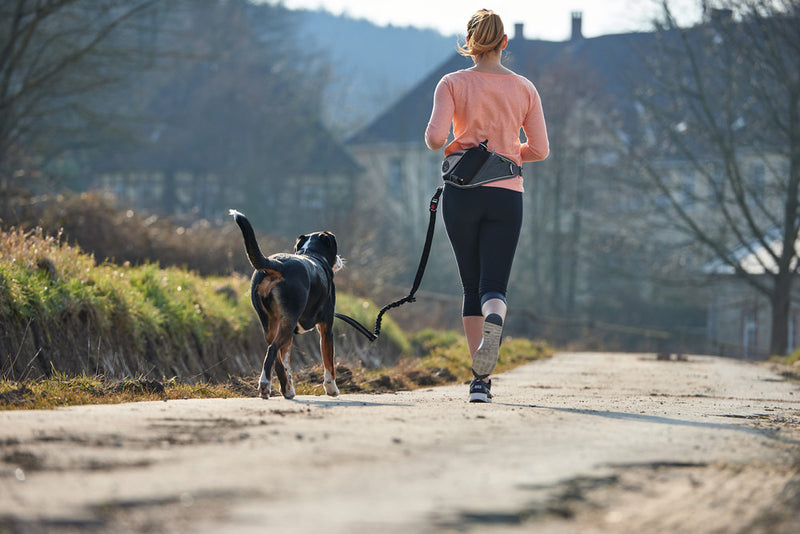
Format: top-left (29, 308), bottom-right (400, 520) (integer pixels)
top-left (334, 186), bottom-right (444, 342)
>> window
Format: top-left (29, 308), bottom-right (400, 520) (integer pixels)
top-left (743, 311), bottom-right (757, 360)
top-left (749, 162), bottom-right (765, 200)
top-left (299, 184), bottom-right (325, 209)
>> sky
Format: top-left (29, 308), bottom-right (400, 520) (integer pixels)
top-left (265, 0), bottom-right (705, 41)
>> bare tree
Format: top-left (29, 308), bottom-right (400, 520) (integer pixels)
top-left (0, 0), bottom-right (162, 189)
top-left (515, 52), bottom-right (621, 319)
top-left (631, 0), bottom-right (800, 354)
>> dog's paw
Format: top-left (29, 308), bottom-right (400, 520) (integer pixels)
top-left (258, 382), bottom-right (270, 399)
top-left (283, 383), bottom-right (296, 400)
top-left (323, 368), bottom-right (339, 397)
top-left (323, 379), bottom-right (339, 397)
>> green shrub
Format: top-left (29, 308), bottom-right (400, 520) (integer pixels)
top-left (771, 349), bottom-right (800, 365)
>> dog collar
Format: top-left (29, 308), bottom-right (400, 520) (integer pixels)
top-left (296, 250), bottom-right (335, 272)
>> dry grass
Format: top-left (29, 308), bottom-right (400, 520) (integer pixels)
top-left (0, 372), bottom-right (237, 410)
top-left (0, 189), bottom-right (279, 276)
top-left (771, 350), bottom-right (800, 366)
top-left (241, 332), bottom-right (551, 397)
top-left (0, 333), bottom-right (553, 409)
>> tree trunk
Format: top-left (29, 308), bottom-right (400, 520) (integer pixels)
top-left (551, 167), bottom-right (563, 314)
top-left (770, 273), bottom-right (792, 356)
top-left (771, 84), bottom-right (800, 357)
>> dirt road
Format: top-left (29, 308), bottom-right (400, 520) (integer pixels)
top-left (2, 352), bottom-right (799, 533)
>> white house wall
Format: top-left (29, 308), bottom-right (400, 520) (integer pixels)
top-left (349, 142), bottom-right (442, 242)
top-left (708, 275), bottom-right (800, 359)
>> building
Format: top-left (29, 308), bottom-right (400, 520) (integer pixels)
top-left (94, 122), bottom-right (362, 238)
top-left (346, 11), bottom-right (798, 356)
top-left (706, 235), bottom-right (800, 359)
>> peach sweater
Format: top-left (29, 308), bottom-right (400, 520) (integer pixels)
top-left (425, 69), bottom-right (549, 192)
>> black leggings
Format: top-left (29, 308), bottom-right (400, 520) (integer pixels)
top-left (441, 184), bottom-right (523, 317)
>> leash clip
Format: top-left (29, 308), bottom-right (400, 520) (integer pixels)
top-left (429, 186), bottom-right (443, 212)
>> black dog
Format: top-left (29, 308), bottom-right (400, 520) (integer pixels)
top-left (230, 210), bottom-right (343, 399)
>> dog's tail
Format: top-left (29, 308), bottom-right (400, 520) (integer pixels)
top-left (229, 209), bottom-right (273, 271)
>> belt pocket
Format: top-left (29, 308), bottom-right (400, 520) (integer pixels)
top-left (441, 142), bottom-right (491, 186)
top-left (442, 141), bottom-right (521, 188)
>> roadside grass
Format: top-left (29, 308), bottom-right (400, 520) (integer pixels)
top-left (1, 226), bottom-right (412, 382)
top-left (333, 292), bottom-right (412, 355)
top-left (770, 350), bottom-right (800, 382)
top-left (294, 333), bottom-right (551, 396)
top-left (771, 350), bottom-right (800, 366)
top-left (0, 332), bottom-right (552, 409)
top-left (0, 372), bottom-right (237, 410)
top-left (0, 224), bottom-right (553, 410)
top-left (0, 226), bottom-right (258, 380)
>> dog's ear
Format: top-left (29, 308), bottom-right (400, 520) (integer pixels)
top-left (295, 234), bottom-right (309, 252)
top-left (321, 231), bottom-right (337, 253)
top-left (320, 232), bottom-right (339, 271)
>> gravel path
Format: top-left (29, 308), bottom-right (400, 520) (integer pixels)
top-left (1, 352), bottom-right (799, 533)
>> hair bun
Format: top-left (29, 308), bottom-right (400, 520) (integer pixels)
top-left (458, 9), bottom-right (505, 58)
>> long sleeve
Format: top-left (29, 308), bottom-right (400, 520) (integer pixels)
top-left (424, 69), bottom-right (549, 194)
top-left (520, 86), bottom-right (549, 162)
top-left (425, 77), bottom-right (454, 151)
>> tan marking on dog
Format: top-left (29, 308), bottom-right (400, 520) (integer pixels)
top-left (258, 297), bottom-right (285, 345)
top-left (255, 269), bottom-right (282, 299)
top-left (317, 322), bottom-right (339, 397)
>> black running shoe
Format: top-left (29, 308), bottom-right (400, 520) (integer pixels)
top-left (469, 372), bottom-right (493, 403)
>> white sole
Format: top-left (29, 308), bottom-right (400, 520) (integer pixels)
top-left (472, 321), bottom-right (502, 376)
top-left (469, 392), bottom-right (491, 403)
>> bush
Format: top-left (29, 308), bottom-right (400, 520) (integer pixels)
top-left (0, 189), bottom-right (282, 276)
top-left (332, 293), bottom-right (411, 367)
top-left (771, 349), bottom-right (800, 365)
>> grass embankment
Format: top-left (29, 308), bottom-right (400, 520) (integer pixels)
top-left (0, 334), bottom-right (549, 410)
top-left (772, 351), bottom-right (800, 366)
top-left (769, 351), bottom-right (800, 383)
top-left (0, 226), bottom-right (260, 382)
top-left (0, 225), bottom-right (552, 410)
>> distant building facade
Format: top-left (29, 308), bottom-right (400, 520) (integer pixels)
top-left (94, 125), bottom-right (362, 237)
top-left (706, 236), bottom-right (800, 359)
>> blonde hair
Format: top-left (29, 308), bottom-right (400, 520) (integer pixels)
top-left (457, 9), bottom-right (505, 57)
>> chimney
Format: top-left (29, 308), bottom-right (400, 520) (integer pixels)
top-left (514, 22), bottom-right (524, 40)
top-left (571, 11), bottom-right (583, 41)
top-left (706, 8), bottom-right (733, 24)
